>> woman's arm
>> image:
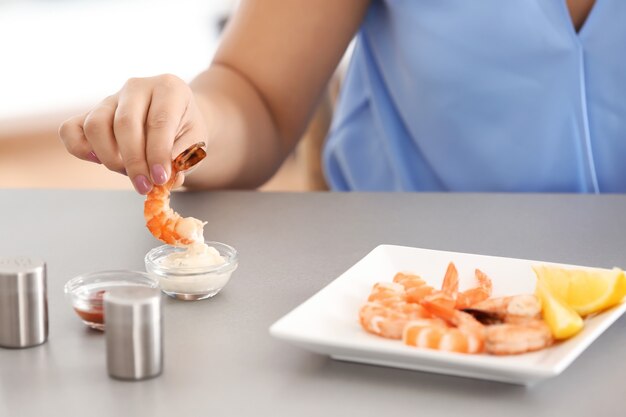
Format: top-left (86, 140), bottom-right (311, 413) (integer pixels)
top-left (59, 0), bottom-right (370, 192)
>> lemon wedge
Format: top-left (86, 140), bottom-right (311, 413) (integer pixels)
top-left (533, 265), bottom-right (626, 317)
top-left (535, 280), bottom-right (584, 340)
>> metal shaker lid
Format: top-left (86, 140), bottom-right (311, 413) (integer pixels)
top-left (104, 286), bottom-right (161, 314)
top-left (0, 256), bottom-right (48, 348)
top-left (0, 256), bottom-right (46, 291)
top-left (105, 286), bottom-right (161, 329)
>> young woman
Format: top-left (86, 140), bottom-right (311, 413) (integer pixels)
top-left (60, 1), bottom-right (621, 193)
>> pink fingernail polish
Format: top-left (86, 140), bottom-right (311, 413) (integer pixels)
top-left (151, 164), bottom-right (168, 185)
top-left (87, 151), bottom-right (101, 164)
top-left (132, 175), bottom-right (153, 195)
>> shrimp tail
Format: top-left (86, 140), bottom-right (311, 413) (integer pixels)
top-left (456, 269), bottom-right (493, 309)
top-left (441, 262), bottom-right (459, 298)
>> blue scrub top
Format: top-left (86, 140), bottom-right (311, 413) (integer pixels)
top-left (323, 0), bottom-right (626, 192)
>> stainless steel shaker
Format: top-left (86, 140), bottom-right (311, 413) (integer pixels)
top-left (104, 286), bottom-right (163, 380)
top-left (0, 256), bottom-right (48, 348)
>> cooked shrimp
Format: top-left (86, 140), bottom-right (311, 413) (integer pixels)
top-left (144, 142), bottom-right (207, 246)
top-left (396, 263), bottom-right (492, 311)
top-left (367, 282), bottom-right (407, 305)
top-left (468, 294), bottom-right (542, 324)
top-left (463, 294), bottom-right (552, 354)
top-left (393, 273), bottom-right (436, 303)
top-left (362, 266), bottom-right (553, 356)
top-left (360, 281), bottom-right (432, 339)
top-left (485, 320), bottom-right (553, 355)
top-left (455, 269), bottom-right (493, 309)
top-left (395, 262), bottom-right (459, 309)
top-left (429, 261), bottom-right (459, 308)
top-left (403, 299), bottom-right (485, 354)
top-left (360, 301), bottom-right (433, 339)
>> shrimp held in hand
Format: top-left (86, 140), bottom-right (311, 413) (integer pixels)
top-left (144, 142), bottom-right (207, 246)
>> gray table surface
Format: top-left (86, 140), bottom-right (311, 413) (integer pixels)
top-left (1, 190), bottom-right (625, 416)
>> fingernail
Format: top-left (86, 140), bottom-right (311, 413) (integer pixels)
top-left (87, 151), bottom-right (101, 164)
top-left (132, 175), bottom-right (152, 195)
top-left (151, 164), bottom-right (168, 185)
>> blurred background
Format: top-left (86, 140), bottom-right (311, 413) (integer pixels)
top-left (0, 0), bottom-right (337, 191)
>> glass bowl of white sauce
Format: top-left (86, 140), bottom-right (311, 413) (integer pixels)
top-left (145, 241), bottom-right (238, 301)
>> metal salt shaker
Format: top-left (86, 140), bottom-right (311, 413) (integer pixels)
top-left (0, 256), bottom-right (48, 349)
top-left (104, 286), bottom-right (163, 380)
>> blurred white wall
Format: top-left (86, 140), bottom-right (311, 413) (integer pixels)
top-left (0, 0), bottom-right (237, 189)
top-left (0, 0), bottom-right (234, 121)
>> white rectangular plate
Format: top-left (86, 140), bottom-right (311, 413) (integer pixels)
top-left (270, 245), bottom-right (626, 385)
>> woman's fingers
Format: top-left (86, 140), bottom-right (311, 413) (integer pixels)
top-left (145, 75), bottom-right (191, 186)
top-left (82, 95), bottom-right (126, 175)
top-left (60, 74), bottom-right (208, 194)
top-left (58, 113), bottom-right (99, 163)
top-left (114, 78), bottom-right (153, 194)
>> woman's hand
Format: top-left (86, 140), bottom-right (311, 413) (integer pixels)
top-left (60, 0), bottom-right (369, 191)
top-left (59, 74), bottom-right (208, 194)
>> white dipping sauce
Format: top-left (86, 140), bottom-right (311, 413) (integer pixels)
top-left (174, 218), bottom-right (207, 245)
top-left (155, 242), bottom-right (233, 296)
top-left (160, 242), bottom-right (225, 268)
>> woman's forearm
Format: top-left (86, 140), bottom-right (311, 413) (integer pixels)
top-left (186, 64), bottom-right (286, 189)
top-left (184, 0), bottom-right (370, 189)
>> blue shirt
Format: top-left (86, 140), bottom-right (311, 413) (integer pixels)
top-left (323, 0), bottom-right (626, 192)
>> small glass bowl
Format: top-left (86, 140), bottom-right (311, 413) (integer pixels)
top-left (64, 270), bottom-right (159, 331)
top-left (145, 241), bottom-right (238, 301)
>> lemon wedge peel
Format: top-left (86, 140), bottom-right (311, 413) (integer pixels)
top-left (533, 265), bottom-right (626, 317)
top-left (535, 279), bottom-right (584, 340)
